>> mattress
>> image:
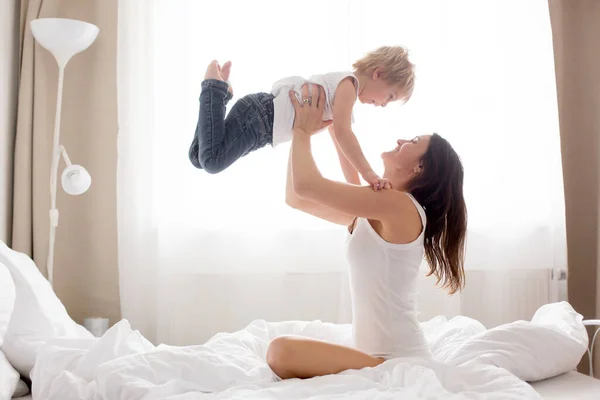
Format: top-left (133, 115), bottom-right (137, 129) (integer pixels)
top-left (29, 303), bottom-right (592, 399)
top-left (532, 372), bottom-right (600, 399)
top-left (15, 374), bottom-right (598, 400)
top-left (12, 374), bottom-right (600, 400)
top-left (16, 375), bottom-right (599, 399)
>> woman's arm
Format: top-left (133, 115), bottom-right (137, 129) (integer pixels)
top-left (285, 148), bottom-right (354, 226)
top-left (291, 133), bottom-right (403, 221)
top-left (289, 85), bottom-right (402, 221)
top-left (328, 125), bottom-right (361, 185)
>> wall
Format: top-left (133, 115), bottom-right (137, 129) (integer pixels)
top-left (549, 0), bottom-right (600, 376)
top-left (0, 0), bottom-right (19, 244)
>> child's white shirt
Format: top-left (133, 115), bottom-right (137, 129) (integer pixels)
top-left (270, 71), bottom-right (359, 147)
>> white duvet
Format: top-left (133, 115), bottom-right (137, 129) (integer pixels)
top-left (31, 302), bottom-right (587, 400)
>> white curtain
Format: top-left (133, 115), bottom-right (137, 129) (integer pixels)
top-left (118, 0), bottom-right (565, 345)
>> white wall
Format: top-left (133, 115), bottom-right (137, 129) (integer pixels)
top-left (0, 0), bottom-right (19, 244)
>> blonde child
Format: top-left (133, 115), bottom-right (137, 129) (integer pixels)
top-left (189, 46), bottom-right (415, 190)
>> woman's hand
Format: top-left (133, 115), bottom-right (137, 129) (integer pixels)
top-left (289, 83), bottom-right (332, 136)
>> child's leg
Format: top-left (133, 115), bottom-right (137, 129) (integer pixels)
top-left (188, 78), bottom-right (236, 172)
top-left (188, 62), bottom-right (273, 174)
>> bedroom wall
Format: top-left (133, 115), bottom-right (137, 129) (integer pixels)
top-left (549, 0), bottom-right (600, 376)
top-left (13, 1), bottom-right (122, 327)
top-left (0, 0), bottom-right (19, 245)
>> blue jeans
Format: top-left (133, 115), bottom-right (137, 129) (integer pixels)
top-left (188, 79), bottom-right (274, 173)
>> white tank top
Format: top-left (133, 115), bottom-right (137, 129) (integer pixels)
top-left (270, 71), bottom-right (359, 147)
top-left (346, 193), bottom-right (432, 359)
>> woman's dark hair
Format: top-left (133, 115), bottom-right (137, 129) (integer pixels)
top-left (407, 133), bottom-right (467, 294)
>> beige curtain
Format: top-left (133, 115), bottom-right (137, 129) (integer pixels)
top-left (12, 0), bottom-right (120, 324)
top-left (549, 0), bottom-right (600, 377)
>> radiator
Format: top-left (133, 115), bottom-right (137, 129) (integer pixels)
top-left (417, 268), bottom-right (568, 328)
top-left (152, 269), bottom-right (568, 345)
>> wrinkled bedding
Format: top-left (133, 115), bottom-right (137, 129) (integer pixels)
top-left (31, 302), bottom-right (588, 399)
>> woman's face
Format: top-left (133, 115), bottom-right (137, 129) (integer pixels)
top-left (381, 135), bottom-right (431, 172)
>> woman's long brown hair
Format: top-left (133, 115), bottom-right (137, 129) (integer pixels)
top-left (407, 134), bottom-right (467, 294)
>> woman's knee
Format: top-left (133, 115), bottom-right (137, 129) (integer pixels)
top-left (266, 336), bottom-right (295, 379)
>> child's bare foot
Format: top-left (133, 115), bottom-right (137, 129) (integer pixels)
top-left (204, 60), bottom-right (223, 81)
top-left (204, 60), bottom-right (233, 95)
top-left (220, 61), bottom-right (232, 81)
top-left (220, 61), bottom-right (233, 96)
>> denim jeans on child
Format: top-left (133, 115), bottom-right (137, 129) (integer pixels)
top-left (188, 79), bottom-right (275, 173)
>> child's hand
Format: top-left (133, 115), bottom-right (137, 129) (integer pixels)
top-left (372, 177), bottom-right (392, 191)
top-left (363, 171), bottom-right (391, 191)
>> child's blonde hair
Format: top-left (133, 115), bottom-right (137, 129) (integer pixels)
top-left (353, 46), bottom-right (415, 103)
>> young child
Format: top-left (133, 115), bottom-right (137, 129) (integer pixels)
top-left (188, 46), bottom-right (415, 190)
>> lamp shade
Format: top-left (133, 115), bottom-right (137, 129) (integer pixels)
top-left (61, 165), bottom-right (91, 196)
top-left (30, 18), bottom-right (99, 67)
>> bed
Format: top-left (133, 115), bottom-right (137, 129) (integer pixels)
top-left (26, 303), bottom-right (598, 399)
top-left (7, 314), bottom-right (600, 399)
top-left (531, 318), bottom-right (600, 399)
top-left (7, 375), bottom-right (600, 400)
top-left (3, 242), bottom-right (600, 399)
top-left (14, 376), bottom-right (600, 400)
top-left (9, 374), bottom-right (600, 400)
top-left (22, 361), bottom-right (600, 400)
top-left (532, 371), bottom-right (600, 399)
top-left (14, 373), bottom-right (600, 399)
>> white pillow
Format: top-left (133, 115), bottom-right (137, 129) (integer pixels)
top-left (445, 302), bottom-right (588, 382)
top-left (0, 241), bottom-right (93, 377)
top-left (0, 262), bottom-right (15, 346)
top-left (0, 350), bottom-right (19, 400)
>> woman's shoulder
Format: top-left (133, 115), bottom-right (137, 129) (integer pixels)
top-left (379, 191), bottom-right (426, 243)
top-left (383, 190), bottom-right (426, 224)
top-left (350, 187), bottom-right (424, 225)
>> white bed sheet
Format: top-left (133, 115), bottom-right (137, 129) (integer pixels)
top-left (30, 302), bottom-right (589, 399)
top-left (531, 371), bottom-right (600, 400)
top-left (16, 375), bottom-right (600, 400)
top-left (13, 374), bottom-right (600, 400)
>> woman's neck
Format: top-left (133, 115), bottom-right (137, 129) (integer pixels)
top-left (384, 173), bottom-right (411, 193)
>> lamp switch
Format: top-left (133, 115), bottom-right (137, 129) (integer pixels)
top-left (49, 209), bottom-right (59, 227)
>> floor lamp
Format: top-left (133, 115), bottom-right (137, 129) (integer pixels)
top-left (30, 18), bottom-right (99, 287)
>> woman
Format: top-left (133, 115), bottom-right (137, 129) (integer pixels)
top-left (267, 84), bottom-right (467, 380)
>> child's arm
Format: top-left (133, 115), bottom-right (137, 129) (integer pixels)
top-left (332, 78), bottom-right (386, 190)
top-left (328, 125), bottom-right (361, 185)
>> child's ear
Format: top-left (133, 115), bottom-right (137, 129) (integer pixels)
top-left (372, 67), bottom-right (383, 80)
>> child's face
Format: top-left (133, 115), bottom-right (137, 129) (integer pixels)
top-left (358, 68), bottom-right (403, 108)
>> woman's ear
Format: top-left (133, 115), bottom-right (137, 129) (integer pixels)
top-left (414, 163), bottom-right (423, 174)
